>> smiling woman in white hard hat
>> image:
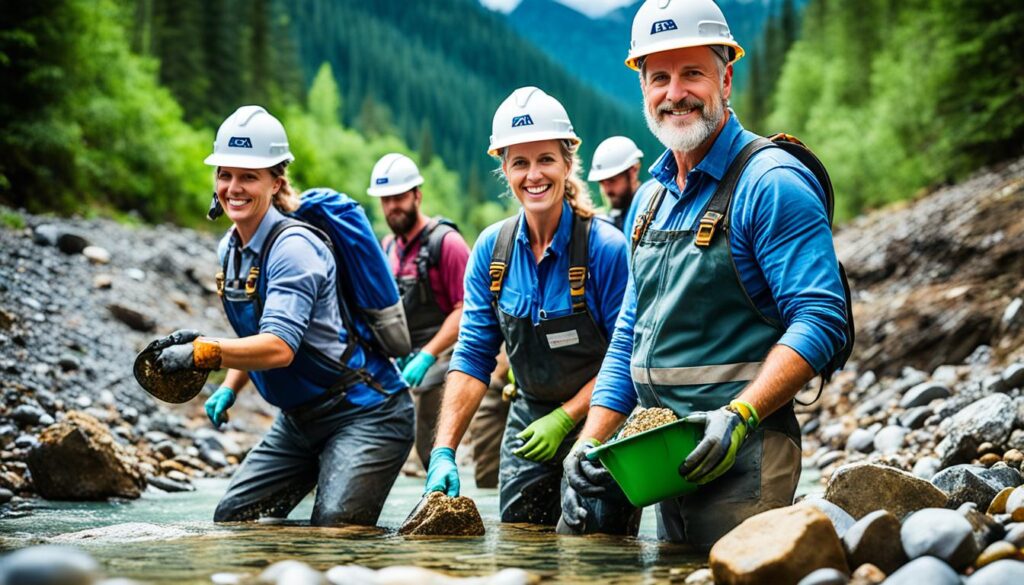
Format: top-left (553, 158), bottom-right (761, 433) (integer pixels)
top-left (142, 105), bottom-right (414, 527)
top-left (425, 87), bottom-right (640, 534)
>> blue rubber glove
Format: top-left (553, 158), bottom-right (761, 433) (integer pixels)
top-left (678, 406), bottom-right (749, 484)
top-left (401, 351), bottom-right (436, 387)
top-left (424, 446), bottom-right (460, 497)
top-left (204, 386), bottom-right (236, 427)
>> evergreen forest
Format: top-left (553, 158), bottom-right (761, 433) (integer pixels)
top-left (1, 0), bottom-right (1022, 236)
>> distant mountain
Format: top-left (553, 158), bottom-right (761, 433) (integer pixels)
top-left (501, 0), bottom-right (787, 107)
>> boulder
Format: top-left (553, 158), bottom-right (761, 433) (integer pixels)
top-left (882, 557), bottom-right (960, 585)
top-left (0, 545), bottom-right (99, 585)
top-left (841, 510), bottom-right (907, 575)
top-left (796, 568), bottom-right (848, 585)
top-left (931, 464), bottom-right (1020, 510)
top-left (967, 559), bottom-right (1024, 585)
top-left (899, 382), bottom-right (951, 408)
top-left (798, 498), bottom-right (856, 538)
top-left (26, 411), bottom-right (146, 500)
top-left (900, 508), bottom-right (978, 570)
top-left (398, 491), bottom-right (485, 536)
top-left (978, 463), bottom-right (1024, 491)
top-left (936, 394), bottom-right (1016, 467)
top-left (709, 505), bottom-right (847, 585)
top-left (825, 463), bottom-right (947, 519)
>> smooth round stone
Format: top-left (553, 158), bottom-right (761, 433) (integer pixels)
top-left (1004, 523), bottom-right (1024, 547)
top-left (324, 565), bottom-right (377, 585)
top-left (883, 557), bottom-right (960, 585)
top-left (988, 487), bottom-right (1015, 515)
top-left (873, 425), bottom-right (908, 453)
top-left (0, 545), bottom-right (99, 585)
top-left (796, 567), bottom-right (848, 585)
top-left (975, 540), bottom-right (1019, 568)
top-left (846, 428), bottom-right (876, 453)
top-left (980, 453), bottom-right (1002, 467)
top-left (1004, 449), bottom-right (1024, 469)
top-left (912, 457), bottom-right (941, 480)
top-left (850, 563), bottom-right (886, 584)
top-left (901, 508), bottom-right (978, 570)
top-left (258, 560), bottom-right (326, 585)
top-left (967, 559), bottom-right (1024, 584)
top-left (1008, 486), bottom-right (1024, 522)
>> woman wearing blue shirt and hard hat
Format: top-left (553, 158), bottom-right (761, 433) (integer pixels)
top-left (144, 105), bottom-right (414, 526)
top-left (426, 87), bottom-right (639, 534)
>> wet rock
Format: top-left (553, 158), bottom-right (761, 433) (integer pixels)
top-left (709, 505), bottom-right (847, 585)
top-left (899, 382), bottom-right (951, 408)
top-left (911, 457), bottom-right (940, 480)
top-left (0, 545), bottom-right (100, 585)
top-left (932, 464), bottom-right (1010, 509)
top-left (50, 522), bottom-right (192, 543)
top-left (398, 491), bottom-right (485, 536)
top-left (936, 394), bottom-right (1016, 467)
top-left (968, 559), bottom-right (1024, 584)
top-left (106, 303), bottom-right (155, 332)
top-left (798, 498), bottom-right (856, 539)
top-left (146, 475), bottom-right (194, 493)
top-left (841, 510), bottom-right (906, 575)
top-left (882, 557), bottom-right (960, 585)
top-left (959, 502), bottom-right (1005, 552)
top-left (845, 429), bottom-right (875, 453)
top-left (872, 425), bottom-right (907, 453)
top-left (825, 463), bottom-right (947, 519)
top-left (1007, 486), bottom-right (1024, 521)
top-left (257, 560), bottom-right (327, 585)
top-left (27, 411), bottom-right (146, 500)
top-left (900, 508), bottom-right (978, 570)
top-left (796, 568), bottom-right (848, 585)
top-left (848, 563), bottom-right (885, 585)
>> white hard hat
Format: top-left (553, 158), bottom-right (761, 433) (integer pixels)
top-left (588, 136), bottom-right (644, 182)
top-left (626, 0), bottom-right (745, 71)
top-left (367, 153), bottom-right (425, 197)
top-left (488, 87), bottom-right (580, 156)
top-left (204, 105), bottom-right (294, 168)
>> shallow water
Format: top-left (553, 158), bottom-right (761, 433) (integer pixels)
top-left (0, 469), bottom-right (822, 583)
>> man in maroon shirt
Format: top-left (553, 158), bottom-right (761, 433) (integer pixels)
top-left (369, 153), bottom-right (471, 471)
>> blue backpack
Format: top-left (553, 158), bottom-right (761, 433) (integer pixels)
top-left (258, 188), bottom-right (412, 360)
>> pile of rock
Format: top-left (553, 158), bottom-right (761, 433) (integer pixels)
top-left (618, 407), bottom-right (678, 439)
top-left (704, 462), bottom-right (1024, 584)
top-left (0, 209), bottom-right (265, 506)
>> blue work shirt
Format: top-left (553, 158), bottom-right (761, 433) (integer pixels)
top-left (450, 200), bottom-right (629, 385)
top-left (592, 112), bottom-right (848, 415)
top-left (218, 206), bottom-right (405, 410)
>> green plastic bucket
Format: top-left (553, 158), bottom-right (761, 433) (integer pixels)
top-left (587, 418), bottom-right (703, 508)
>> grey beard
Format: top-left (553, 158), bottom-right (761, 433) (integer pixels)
top-left (644, 95), bottom-right (724, 153)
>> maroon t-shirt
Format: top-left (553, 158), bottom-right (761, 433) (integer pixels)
top-left (382, 224), bottom-right (470, 315)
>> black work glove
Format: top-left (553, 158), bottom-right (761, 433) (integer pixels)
top-left (563, 439), bottom-right (626, 500)
top-left (678, 406), bottom-right (749, 484)
top-left (558, 484), bottom-right (589, 534)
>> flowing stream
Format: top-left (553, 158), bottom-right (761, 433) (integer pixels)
top-left (0, 469), bottom-right (822, 583)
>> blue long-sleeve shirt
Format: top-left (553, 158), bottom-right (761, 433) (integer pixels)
top-left (449, 200), bottom-right (629, 385)
top-left (592, 113), bottom-right (848, 415)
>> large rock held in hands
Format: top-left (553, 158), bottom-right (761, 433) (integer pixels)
top-left (27, 411), bottom-right (146, 500)
top-left (399, 491), bottom-right (485, 536)
top-left (709, 505), bottom-right (847, 585)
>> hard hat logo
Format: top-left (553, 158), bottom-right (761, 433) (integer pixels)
top-left (512, 115), bottom-right (535, 128)
top-left (376, 177), bottom-right (389, 185)
top-left (651, 19), bottom-right (678, 34)
top-left (228, 137), bottom-right (253, 148)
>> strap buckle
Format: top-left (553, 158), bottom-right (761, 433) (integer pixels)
top-left (489, 262), bottom-right (506, 293)
top-left (695, 211), bottom-right (723, 247)
top-left (215, 271), bottom-right (225, 297)
top-left (568, 266), bottom-right (587, 310)
top-left (244, 267), bottom-right (260, 297)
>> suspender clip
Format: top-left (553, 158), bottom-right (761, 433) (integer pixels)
top-left (695, 211), bottom-right (723, 247)
top-left (244, 267), bottom-right (260, 297)
top-left (568, 266), bottom-right (587, 310)
top-left (215, 271), bottom-right (225, 297)
top-left (489, 262), bottom-right (507, 293)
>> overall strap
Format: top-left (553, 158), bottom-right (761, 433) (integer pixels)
top-left (568, 214), bottom-right (591, 313)
top-left (694, 137), bottom-right (773, 247)
top-left (489, 215), bottom-right (520, 305)
top-left (631, 185), bottom-right (668, 254)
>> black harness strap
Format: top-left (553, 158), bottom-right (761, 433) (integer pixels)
top-left (489, 216), bottom-right (520, 304)
top-left (568, 215), bottom-right (591, 313)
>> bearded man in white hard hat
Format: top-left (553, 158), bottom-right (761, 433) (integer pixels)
top-left (368, 154), bottom-right (472, 475)
top-left (563, 0), bottom-right (850, 549)
top-left (588, 136), bottom-right (647, 233)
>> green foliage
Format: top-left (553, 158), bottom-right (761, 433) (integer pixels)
top-left (0, 0), bottom-right (210, 224)
top-left (768, 0), bottom-right (1024, 220)
top-left (0, 208), bottom-right (25, 230)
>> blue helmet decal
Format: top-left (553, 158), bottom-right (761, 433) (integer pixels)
top-left (375, 177), bottom-right (389, 185)
top-left (651, 20), bottom-right (678, 34)
top-left (511, 115), bottom-right (534, 128)
top-left (228, 136), bottom-right (253, 148)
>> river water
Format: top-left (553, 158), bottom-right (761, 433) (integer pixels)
top-left (0, 469), bottom-right (822, 583)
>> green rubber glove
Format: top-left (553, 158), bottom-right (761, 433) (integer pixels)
top-left (204, 386), bottom-right (235, 427)
top-left (401, 351), bottom-right (436, 387)
top-left (678, 406), bottom-right (749, 484)
top-left (513, 407), bottom-right (576, 462)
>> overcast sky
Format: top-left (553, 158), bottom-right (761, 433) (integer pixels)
top-left (478, 0), bottom-right (635, 18)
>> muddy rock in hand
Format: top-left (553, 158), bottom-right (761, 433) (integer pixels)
top-left (399, 491), bottom-right (485, 536)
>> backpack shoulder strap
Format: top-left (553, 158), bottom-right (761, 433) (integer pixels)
top-left (695, 137), bottom-right (773, 247)
top-left (631, 185), bottom-right (669, 253)
top-left (489, 215), bottom-right (520, 305)
top-left (568, 213), bottom-right (591, 313)
top-left (767, 133), bottom-right (835, 227)
top-left (423, 217), bottom-right (457, 268)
